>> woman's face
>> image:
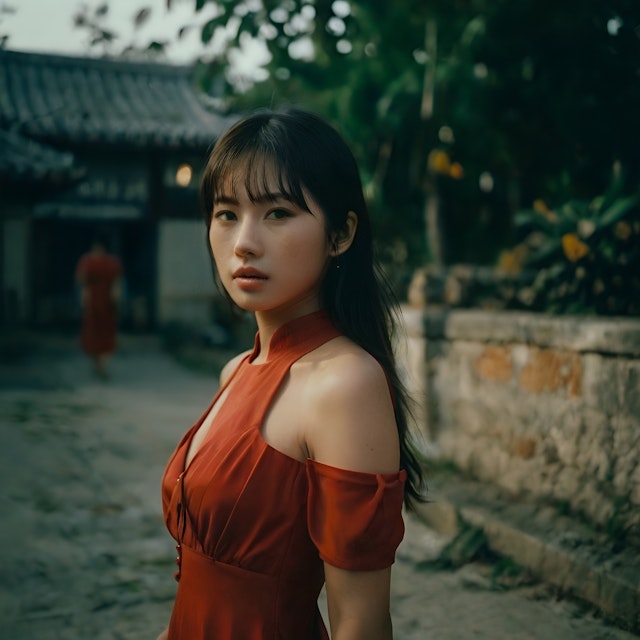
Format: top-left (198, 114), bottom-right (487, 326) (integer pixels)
top-left (208, 168), bottom-right (333, 321)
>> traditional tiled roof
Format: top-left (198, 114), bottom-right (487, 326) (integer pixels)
top-left (0, 128), bottom-right (85, 185)
top-left (0, 49), bottom-right (233, 150)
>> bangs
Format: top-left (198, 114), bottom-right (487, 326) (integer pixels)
top-left (203, 144), bottom-right (311, 215)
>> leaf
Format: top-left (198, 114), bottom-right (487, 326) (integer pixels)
top-left (514, 209), bottom-right (557, 235)
top-left (196, 0), bottom-right (209, 11)
top-left (148, 40), bottom-right (167, 52)
top-left (460, 15), bottom-right (486, 47)
top-left (530, 269), bottom-right (550, 293)
top-left (96, 3), bottom-right (109, 17)
top-left (557, 200), bottom-right (585, 222)
top-left (238, 12), bottom-right (261, 40)
top-left (201, 16), bottom-right (226, 44)
top-left (600, 243), bottom-right (615, 261)
top-left (598, 195), bottom-right (639, 228)
top-left (545, 262), bottom-right (566, 281)
top-left (513, 209), bottom-right (538, 227)
top-left (376, 70), bottom-right (419, 120)
top-left (526, 237), bottom-right (563, 266)
top-left (590, 194), bottom-right (606, 213)
top-left (133, 8), bottom-right (152, 29)
top-left (100, 29), bottom-right (116, 43)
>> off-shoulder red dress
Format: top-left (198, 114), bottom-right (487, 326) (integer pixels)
top-left (161, 310), bottom-right (406, 639)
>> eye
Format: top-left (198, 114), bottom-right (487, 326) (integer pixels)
top-left (213, 210), bottom-right (236, 221)
top-left (266, 208), bottom-right (293, 220)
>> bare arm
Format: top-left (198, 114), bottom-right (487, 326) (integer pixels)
top-left (305, 348), bottom-right (400, 639)
top-left (324, 565), bottom-right (393, 640)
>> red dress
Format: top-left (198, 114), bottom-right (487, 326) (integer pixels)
top-left (161, 311), bottom-right (406, 639)
top-left (76, 252), bottom-right (122, 355)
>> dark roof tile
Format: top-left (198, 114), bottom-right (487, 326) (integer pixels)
top-left (0, 128), bottom-right (85, 185)
top-left (0, 49), bottom-right (233, 149)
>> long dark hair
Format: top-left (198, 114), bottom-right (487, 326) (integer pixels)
top-left (200, 107), bottom-right (425, 509)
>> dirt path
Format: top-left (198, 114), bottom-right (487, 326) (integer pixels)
top-left (0, 337), bottom-right (636, 639)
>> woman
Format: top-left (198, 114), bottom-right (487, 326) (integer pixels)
top-left (75, 234), bottom-right (122, 379)
top-left (159, 107), bottom-right (424, 639)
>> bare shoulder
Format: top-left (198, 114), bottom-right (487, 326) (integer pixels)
top-left (300, 338), bottom-right (400, 474)
top-left (309, 339), bottom-right (390, 400)
top-left (219, 349), bottom-right (252, 387)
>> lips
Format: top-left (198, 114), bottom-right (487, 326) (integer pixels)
top-left (232, 267), bottom-right (269, 292)
top-left (233, 267), bottom-right (268, 280)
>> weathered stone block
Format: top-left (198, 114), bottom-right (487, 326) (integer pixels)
top-left (621, 362), bottom-right (640, 418)
top-left (518, 349), bottom-right (582, 397)
top-left (582, 354), bottom-right (623, 414)
top-left (475, 345), bottom-right (513, 382)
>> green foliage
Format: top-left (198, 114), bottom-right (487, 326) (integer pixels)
top-left (503, 169), bottom-right (640, 315)
top-left (68, 0), bottom-right (640, 296)
top-left (206, 0), bottom-right (640, 274)
top-left (186, 0), bottom-right (440, 273)
top-left (72, 3), bottom-right (119, 51)
top-left (71, 2), bottom-right (169, 58)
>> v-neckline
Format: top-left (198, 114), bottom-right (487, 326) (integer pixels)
top-left (182, 310), bottom-right (333, 473)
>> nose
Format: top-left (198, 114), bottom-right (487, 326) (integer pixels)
top-left (234, 217), bottom-right (262, 258)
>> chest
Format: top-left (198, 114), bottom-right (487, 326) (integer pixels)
top-left (186, 359), bottom-right (317, 470)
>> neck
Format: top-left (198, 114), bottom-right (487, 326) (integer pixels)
top-left (253, 302), bottom-right (323, 364)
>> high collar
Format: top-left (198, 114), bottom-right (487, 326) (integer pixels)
top-left (248, 310), bottom-right (333, 365)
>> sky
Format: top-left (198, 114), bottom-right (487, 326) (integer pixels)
top-left (1, 0), bottom-right (269, 78)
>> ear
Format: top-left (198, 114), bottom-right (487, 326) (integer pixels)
top-left (330, 211), bottom-right (358, 257)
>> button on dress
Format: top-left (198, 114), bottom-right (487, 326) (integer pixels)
top-left (161, 310), bottom-right (406, 639)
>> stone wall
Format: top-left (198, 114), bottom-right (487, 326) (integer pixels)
top-left (401, 306), bottom-right (640, 543)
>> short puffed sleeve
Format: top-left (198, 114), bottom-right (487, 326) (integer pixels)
top-left (306, 459), bottom-right (406, 571)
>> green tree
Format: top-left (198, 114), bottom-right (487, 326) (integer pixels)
top-left (183, 0), bottom-right (640, 275)
top-left (184, 0), bottom-right (488, 278)
top-left (71, 0), bottom-right (640, 292)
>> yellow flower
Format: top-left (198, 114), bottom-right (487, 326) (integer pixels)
top-left (449, 162), bottom-right (464, 179)
top-left (562, 233), bottom-right (589, 262)
top-left (533, 198), bottom-right (557, 223)
top-left (428, 149), bottom-right (451, 175)
top-left (498, 245), bottom-right (527, 275)
top-left (533, 199), bottom-right (549, 215)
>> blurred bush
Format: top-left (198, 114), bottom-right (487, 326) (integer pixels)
top-left (500, 169), bottom-right (640, 315)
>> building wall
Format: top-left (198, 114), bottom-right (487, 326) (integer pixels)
top-left (2, 215), bottom-right (31, 324)
top-left (156, 219), bottom-right (216, 327)
top-left (402, 307), bottom-right (640, 543)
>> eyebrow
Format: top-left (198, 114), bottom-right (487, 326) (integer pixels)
top-left (213, 191), bottom-right (295, 205)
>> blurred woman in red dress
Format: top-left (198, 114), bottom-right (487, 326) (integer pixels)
top-left (75, 233), bottom-right (123, 379)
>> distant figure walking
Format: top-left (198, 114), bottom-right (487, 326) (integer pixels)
top-left (75, 234), bottom-right (123, 379)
